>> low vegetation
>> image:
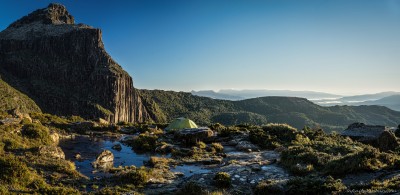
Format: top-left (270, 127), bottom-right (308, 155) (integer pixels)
top-left (249, 123), bottom-right (298, 149)
top-left (214, 172), bottom-right (231, 188)
top-left (279, 127), bottom-right (400, 176)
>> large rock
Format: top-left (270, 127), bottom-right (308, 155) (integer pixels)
top-left (0, 118), bottom-right (21, 125)
top-left (92, 150), bottom-right (114, 169)
top-left (236, 141), bottom-right (260, 152)
top-left (341, 123), bottom-right (398, 151)
top-left (38, 145), bottom-right (65, 159)
top-left (174, 127), bottom-right (214, 145)
top-left (377, 130), bottom-right (399, 152)
top-left (0, 3), bottom-right (151, 124)
top-left (341, 123), bottom-right (390, 143)
top-left (49, 131), bottom-right (60, 144)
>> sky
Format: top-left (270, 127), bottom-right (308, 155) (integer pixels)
top-left (0, 0), bottom-right (400, 95)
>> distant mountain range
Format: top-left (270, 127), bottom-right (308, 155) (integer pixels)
top-left (142, 90), bottom-right (400, 131)
top-left (313, 92), bottom-right (400, 111)
top-left (191, 89), bottom-right (341, 100)
top-left (192, 90), bottom-right (400, 111)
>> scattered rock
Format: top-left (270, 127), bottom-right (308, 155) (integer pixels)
top-left (202, 158), bottom-right (223, 165)
top-left (92, 150), bottom-right (114, 169)
top-left (235, 141), bottom-right (259, 152)
top-left (112, 144), bottom-right (122, 151)
top-left (38, 146), bottom-right (65, 159)
top-left (50, 131), bottom-right (60, 144)
top-left (250, 164), bottom-right (262, 171)
top-left (0, 118), bottom-right (21, 125)
top-left (155, 143), bottom-right (174, 153)
top-left (75, 153), bottom-right (82, 160)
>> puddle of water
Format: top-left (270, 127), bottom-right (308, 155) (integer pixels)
top-left (59, 135), bottom-right (154, 178)
top-left (171, 164), bottom-right (211, 177)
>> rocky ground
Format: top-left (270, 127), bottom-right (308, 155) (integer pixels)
top-left (2, 113), bottom-right (400, 194)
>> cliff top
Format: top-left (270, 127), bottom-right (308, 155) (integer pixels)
top-left (10, 3), bottom-right (75, 28)
top-left (0, 3), bottom-right (93, 40)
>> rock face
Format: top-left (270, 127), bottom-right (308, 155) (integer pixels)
top-left (0, 3), bottom-right (151, 123)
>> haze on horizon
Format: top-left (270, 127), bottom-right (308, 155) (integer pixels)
top-left (1, 0), bottom-right (400, 95)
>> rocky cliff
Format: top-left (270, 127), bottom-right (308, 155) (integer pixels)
top-left (0, 3), bottom-right (150, 123)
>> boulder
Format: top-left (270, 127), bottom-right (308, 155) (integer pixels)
top-left (98, 118), bottom-right (109, 125)
top-left (155, 143), bottom-right (174, 153)
top-left (0, 118), bottom-right (21, 125)
top-left (38, 146), bottom-right (65, 159)
top-left (75, 153), bottom-right (82, 160)
top-left (50, 131), bottom-right (60, 144)
top-left (92, 150), bottom-right (114, 169)
top-left (174, 127), bottom-right (214, 145)
top-left (341, 123), bottom-right (399, 151)
top-left (112, 144), bottom-right (122, 151)
top-left (341, 123), bottom-right (390, 143)
top-left (236, 141), bottom-right (259, 152)
top-left (377, 130), bottom-right (399, 152)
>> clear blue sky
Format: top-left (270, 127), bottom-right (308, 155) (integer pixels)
top-left (1, 0), bottom-right (400, 95)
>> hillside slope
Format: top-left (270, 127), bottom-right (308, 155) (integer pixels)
top-left (0, 76), bottom-right (41, 115)
top-left (141, 90), bottom-right (400, 131)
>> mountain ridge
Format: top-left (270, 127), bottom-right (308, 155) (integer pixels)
top-left (141, 89), bottom-right (400, 131)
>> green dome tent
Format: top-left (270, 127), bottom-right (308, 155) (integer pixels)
top-left (165, 117), bottom-right (198, 131)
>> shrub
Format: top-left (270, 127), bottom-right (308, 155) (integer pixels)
top-left (197, 141), bottom-right (207, 149)
top-left (0, 154), bottom-right (40, 188)
top-left (250, 123), bottom-right (298, 149)
top-left (211, 143), bottom-right (224, 153)
top-left (286, 175), bottom-right (346, 194)
top-left (323, 147), bottom-right (400, 175)
top-left (303, 126), bottom-right (326, 139)
top-left (209, 123), bottom-right (226, 131)
top-left (254, 180), bottom-right (284, 195)
top-left (350, 176), bottom-right (400, 192)
top-left (219, 126), bottom-right (241, 137)
top-left (177, 182), bottom-right (206, 195)
top-left (116, 167), bottom-right (149, 186)
top-left (395, 125), bottom-right (400, 137)
top-left (148, 156), bottom-right (170, 169)
top-left (22, 123), bottom-right (52, 145)
top-left (214, 172), bottom-right (231, 188)
top-left (280, 145), bottom-right (332, 174)
top-left (30, 112), bottom-right (68, 125)
top-left (129, 133), bottom-right (159, 152)
top-left (68, 115), bottom-right (85, 123)
top-left (38, 186), bottom-right (80, 195)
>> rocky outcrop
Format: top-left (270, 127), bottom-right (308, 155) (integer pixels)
top-left (38, 145), bottom-right (65, 159)
top-left (341, 123), bottom-right (399, 151)
top-left (175, 127), bottom-right (214, 145)
top-left (341, 123), bottom-right (390, 143)
top-left (0, 3), bottom-right (151, 123)
top-left (377, 130), bottom-right (399, 152)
